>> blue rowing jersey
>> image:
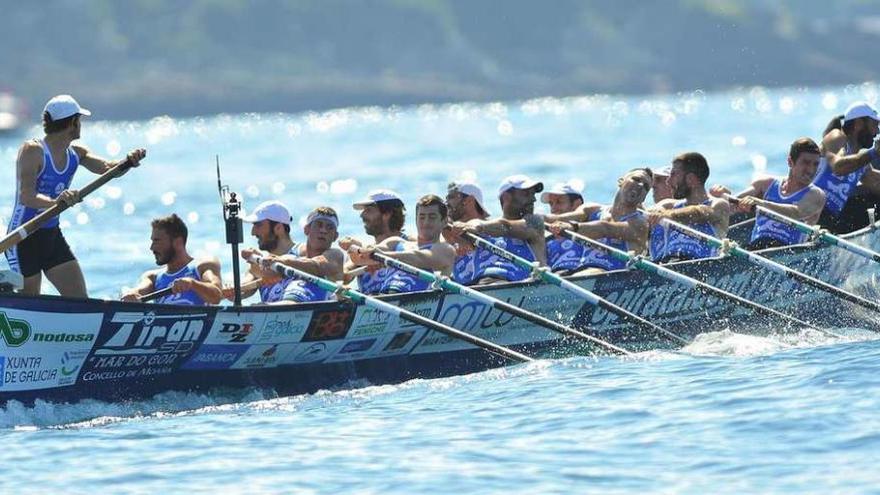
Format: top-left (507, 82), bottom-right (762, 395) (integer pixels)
top-left (573, 207), bottom-right (642, 271)
top-left (8, 139), bottom-right (79, 231)
top-left (382, 242), bottom-right (433, 294)
top-left (546, 208), bottom-right (601, 272)
top-left (649, 200), bottom-right (718, 262)
top-left (281, 244), bottom-right (334, 303)
top-left (750, 178), bottom-right (814, 246)
top-left (453, 234), bottom-right (535, 285)
top-left (154, 261), bottom-right (206, 306)
top-left (812, 143), bottom-right (865, 216)
top-left (259, 245), bottom-right (298, 303)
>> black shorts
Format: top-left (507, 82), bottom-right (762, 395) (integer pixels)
top-left (5, 227), bottom-right (76, 277)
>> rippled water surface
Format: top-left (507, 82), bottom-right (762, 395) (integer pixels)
top-left (2, 84), bottom-right (880, 493)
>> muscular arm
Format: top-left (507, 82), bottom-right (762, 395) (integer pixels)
top-left (543, 203), bottom-right (602, 223)
top-left (120, 270), bottom-right (158, 301)
top-left (859, 168), bottom-right (880, 196)
top-left (828, 146), bottom-right (876, 176)
top-left (16, 142), bottom-right (57, 209)
top-left (381, 242), bottom-right (457, 275)
top-left (276, 248), bottom-right (345, 281)
top-left (753, 189), bottom-right (827, 224)
top-left (193, 258), bottom-right (224, 304)
top-left (575, 216), bottom-right (649, 251)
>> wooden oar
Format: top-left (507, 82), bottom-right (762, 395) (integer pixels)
top-left (755, 206), bottom-right (880, 264)
top-left (370, 251), bottom-right (633, 356)
top-left (662, 218), bottom-right (880, 314)
top-left (459, 231), bottom-right (689, 346)
top-left (256, 256), bottom-right (533, 363)
top-left (554, 227), bottom-right (842, 338)
top-left (1, 157), bottom-right (139, 253)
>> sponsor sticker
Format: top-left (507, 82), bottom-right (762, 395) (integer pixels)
top-left (325, 338), bottom-right (377, 362)
top-left (255, 311), bottom-right (312, 344)
top-left (181, 344), bottom-right (249, 370)
top-left (0, 310), bottom-right (102, 391)
top-left (302, 308), bottom-right (354, 342)
top-left (204, 312), bottom-right (268, 345)
top-left (231, 343), bottom-right (298, 369)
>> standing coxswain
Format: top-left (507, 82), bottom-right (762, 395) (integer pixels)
top-left (7, 95), bottom-right (146, 297)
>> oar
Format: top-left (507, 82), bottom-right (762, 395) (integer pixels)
top-left (1, 157), bottom-right (140, 253)
top-left (458, 231), bottom-right (689, 346)
top-left (255, 256), bottom-right (533, 363)
top-left (662, 218), bottom-right (880, 314)
top-left (369, 251), bottom-right (633, 356)
top-left (755, 205), bottom-right (880, 264)
top-left (138, 286), bottom-right (171, 302)
top-left (553, 226), bottom-right (841, 338)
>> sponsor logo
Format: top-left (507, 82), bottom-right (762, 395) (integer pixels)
top-left (286, 342), bottom-right (333, 363)
top-left (349, 307), bottom-right (394, 337)
top-left (218, 322), bottom-right (254, 343)
top-left (302, 309), bottom-right (353, 341)
top-left (256, 313), bottom-right (310, 343)
top-left (0, 313), bottom-right (30, 346)
top-left (182, 344), bottom-right (249, 370)
top-left (2, 355), bottom-right (57, 386)
top-left (97, 311), bottom-right (205, 355)
top-left (383, 330), bottom-right (415, 351)
top-left (339, 339), bottom-right (375, 354)
top-left (237, 344), bottom-right (281, 368)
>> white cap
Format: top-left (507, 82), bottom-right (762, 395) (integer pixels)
top-left (352, 189), bottom-right (404, 210)
top-left (44, 95), bottom-right (91, 121)
top-left (843, 101), bottom-right (880, 123)
top-left (498, 174), bottom-right (543, 198)
top-left (241, 200), bottom-right (292, 224)
top-left (654, 165), bottom-right (672, 177)
top-left (449, 180), bottom-right (491, 215)
top-left (306, 210), bottom-right (339, 228)
top-left (540, 180), bottom-right (584, 203)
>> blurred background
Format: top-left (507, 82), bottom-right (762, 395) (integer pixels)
top-left (2, 0), bottom-right (879, 122)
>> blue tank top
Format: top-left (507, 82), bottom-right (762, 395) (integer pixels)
top-left (453, 234), bottom-right (535, 285)
top-left (259, 245), bottom-right (298, 303)
top-left (154, 261), bottom-right (206, 306)
top-left (382, 242), bottom-right (433, 293)
top-left (281, 244), bottom-right (333, 303)
top-left (750, 178), bottom-right (814, 246)
top-left (8, 140), bottom-right (79, 231)
top-left (546, 208), bottom-right (601, 272)
top-left (575, 207), bottom-right (643, 271)
top-left (812, 143), bottom-right (865, 216)
top-left (649, 200), bottom-right (718, 261)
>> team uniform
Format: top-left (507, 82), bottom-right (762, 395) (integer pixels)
top-left (154, 262), bottom-right (206, 306)
top-left (258, 246), bottom-right (298, 303)
top-left (453, 235), bottom-right (535, 285)
top-left (6, 140), bottom-right (79, 277)
top-left (357, 242), bottom-right (433, 295)
top-left (280, 244), bottom-right (334, 303)
top-left (649, 200), bottom-right (718, 263)
top-left (748, 178), bottom-right (818, 249)
top-left (564, 207), bottom-right (643, 271)
top-left (813, 142), bottom-right (867, 231)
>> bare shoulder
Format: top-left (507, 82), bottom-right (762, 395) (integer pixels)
top-left (710, 196), bottom-right (730, 211)
top-left (523, 213), bottom-right (544, 229)
top-left (822, 130), bottom-right (847, 155)
top-left (16, 140), bottom-right (43, 166)
top-left (322, 247), bottom-right (345, 263)
top-left (378, 236), bottom-right (406, 250)
top-left (71, 143), bottom-right (92, 160)
top-left (432, 241), bottom-right (457, 255)
top-left (750, 175), bottom-right (775, 191)
top-left (196, 257), bottom-right (222, 274)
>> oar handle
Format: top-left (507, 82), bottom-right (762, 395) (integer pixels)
top-left (0, 158), bottom-right (138, 253)
top-left (138, 286), bottom-right (172, 302)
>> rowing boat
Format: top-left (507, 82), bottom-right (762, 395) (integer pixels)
top-left (2, 221), bottom-right (879, 405)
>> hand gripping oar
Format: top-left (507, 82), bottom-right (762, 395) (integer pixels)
top-left (254, 256), bottom-right (533, 363)
top-left (1, 157), bottom-right (140, 253)
top-left (661, 218), bottom-right (880, 314)
top-left (554, 226), bottom-right (841, 338)
top-left (369, 251), bottom-right (632, 356)
top-left (138, 286), bottom-right (172, 302)
top-left (459, 231), bottom-right (689, 346)
top-left (755, 206), bottom-right (880, 264)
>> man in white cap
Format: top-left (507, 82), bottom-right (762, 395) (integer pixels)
top-left (238, 202), bottom-right (344, 303)
top-left (445, 180), bottom-right (491, 223)
top-left (448, 174), bottom-right (546, 285)
top-left (121, 214), bottom-right (223, 305)
top-left (651, 166), bottom-right (674, 204)
top-left (546, 168), bottom-right (653, 274)
top-left (812, 101), bottom-right (880, 233)
top-left (7, 94), bottom-right (146, 297)
top-left (540, 180), bottom-right (602, 274)
top-left (338, 189), bottom-right (407, 292)
top-left (348, 194), bottom-right (456, 294)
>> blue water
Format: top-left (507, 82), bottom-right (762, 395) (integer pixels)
top-left (2, 83), bottom-right (880, 493)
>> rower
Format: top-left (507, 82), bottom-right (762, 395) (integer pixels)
top-left (546, 168), bottom-right (652, 274)
top-left (338, 189), bottom-right (407, 293)
top-left (813, 101), bottom-right (880, 233)
top-left (647, 152), bottom-right (730, 262)
top-left (233, 200), bottom-right (295, 302)
top-left (261, 207), bottom-right (345, 304)
top-left (444, 180), bottom-right (491, 224)
top-left (651, 166), bottom-right (674, 204)
top-left (448, 175), bottom-right (546, 285)
top-left (349, 194), bottom-right (456, 293)
top-left (541, 180), bottom-right (601, 275)
top-left (7, 95), bottom-right (146, 297)
top-left (121, 214), bottom-right (223, 305)
top-left (711, 137), bottom-right (826, 250)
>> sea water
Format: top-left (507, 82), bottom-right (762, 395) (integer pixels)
top-left (1, 84), bottom-right (879, 493)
